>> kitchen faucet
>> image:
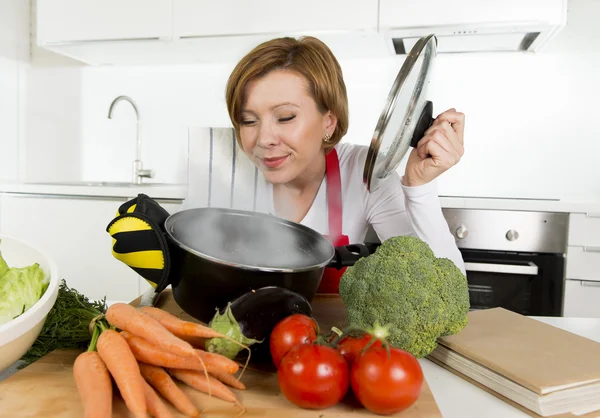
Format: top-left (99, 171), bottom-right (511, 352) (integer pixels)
top-left (108, 95), bottom-right (154, 184)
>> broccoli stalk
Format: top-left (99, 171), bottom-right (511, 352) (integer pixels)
top-left (339, 235), bottom-right (470, 358)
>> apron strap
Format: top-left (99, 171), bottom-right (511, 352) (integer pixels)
top-left (325, 148), bottom-right (343, 239)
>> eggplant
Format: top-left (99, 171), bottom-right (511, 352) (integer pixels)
top-left (205, 286), bottom-right (313, 360)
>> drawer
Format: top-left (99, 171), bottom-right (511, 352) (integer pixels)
top-left (568, 213), bottom-right (600, 247)
top-left (566, 246), bottom-right (600, 281)
top-left (563, 279), bottom-right (600, 318)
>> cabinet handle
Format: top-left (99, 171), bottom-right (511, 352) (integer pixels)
top-left (580, 281), bottom-right (600, 287)
top-left (586, 212), bottom-right (600, 218)
top-left (583, 247), bottom-right (600, 253)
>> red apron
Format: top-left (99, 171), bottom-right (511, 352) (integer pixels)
top-left (317, 148), bottom-right (350, 294)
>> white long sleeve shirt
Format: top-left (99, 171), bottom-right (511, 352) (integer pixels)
top-left (264, 142), bottom-right (466, 274)
top-left (181, 140), bottom-right (465, 274)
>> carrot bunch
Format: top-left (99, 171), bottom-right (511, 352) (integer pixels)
top-left (73, 303), bottom-right (250, 418)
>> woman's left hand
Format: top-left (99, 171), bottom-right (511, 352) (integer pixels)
top-left (403, 108), bottom-right (465, 187)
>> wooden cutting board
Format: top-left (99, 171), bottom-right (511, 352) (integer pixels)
top-left (0, 291), bottom-right (442, 417)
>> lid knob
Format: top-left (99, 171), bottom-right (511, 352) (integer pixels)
top-left (410, 100), bottom-right (435, 148)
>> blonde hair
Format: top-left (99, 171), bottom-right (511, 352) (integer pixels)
top-left (225, 36), bottom-right (349, 151)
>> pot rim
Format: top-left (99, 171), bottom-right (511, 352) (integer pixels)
top-left (164, 208), bottom-right (337, 273)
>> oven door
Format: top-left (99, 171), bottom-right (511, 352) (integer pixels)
top-left (461, 250), bottom-right (564, 316)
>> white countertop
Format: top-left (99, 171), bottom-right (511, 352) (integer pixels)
top-left (0, 181), bottom-right (188, 200)
top-left (423, 316), bottom-right (600, 418)
top-left (1, 182), bottom-right (600, 213)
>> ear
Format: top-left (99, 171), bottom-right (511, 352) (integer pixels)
top-left (322, 110), bottom-right (338, 137)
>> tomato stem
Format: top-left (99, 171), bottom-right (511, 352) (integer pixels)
top-left (330, 326), bottom-right (343, 338)
top-left (329, 326), bottom-right (367, 346)
top-left (314, 334), bottom-right (333, 347)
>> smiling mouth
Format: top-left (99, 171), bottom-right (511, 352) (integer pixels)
top-left (261, 156), bottom-right (288, 168)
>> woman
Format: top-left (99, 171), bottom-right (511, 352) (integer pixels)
top-left (224, 36), bottom-right (466, 292)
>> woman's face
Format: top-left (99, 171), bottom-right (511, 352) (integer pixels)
top-left (239, 69), bottom-right (336, 185)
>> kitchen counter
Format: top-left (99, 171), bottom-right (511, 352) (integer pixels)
top-left (426, 315), bottom-right (600, 417)
top-left (1, 181), bottom-right (599, 213)
top-left (0, 181), bottom-right (188, 200)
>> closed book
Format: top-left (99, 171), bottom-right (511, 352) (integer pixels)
top-left (428, 308), bottom-right (600, 417)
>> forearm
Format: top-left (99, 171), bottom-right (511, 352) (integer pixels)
top-left (401, 179), bottom-right (466, 274)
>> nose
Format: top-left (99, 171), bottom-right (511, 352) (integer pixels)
top-left (256, 120), bottom-right (279, 148)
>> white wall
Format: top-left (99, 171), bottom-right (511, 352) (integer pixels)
top-left (25, 66), bottom-right (83, 182)
top-left (0, 0), bottom-right (28, 181)
top-left (23, 0), bottom-right (600, 200)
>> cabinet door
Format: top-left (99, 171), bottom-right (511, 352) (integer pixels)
top-left (173, 0), bottom-right (378, 38)
top-left (36, 0), bottom-right (172, 44)
top-left (568, 213), bottom-right (600, 248)
top-left (563, 279), bottom-right (600, 318)
top-left (379, 0), bottom-right (565, 29)
top-left (0, 194), bottom-right (141, 303)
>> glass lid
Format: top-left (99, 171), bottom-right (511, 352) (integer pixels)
top-left (363, 34), bottom-right (438, 192)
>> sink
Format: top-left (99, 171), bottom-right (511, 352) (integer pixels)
top-left (24, 181), bottom-right (175, 188)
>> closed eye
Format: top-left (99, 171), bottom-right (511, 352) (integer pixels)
top-left (279, 115), bottom-right (296, 123)
top-left (240, 120), bottom-right (256, 126)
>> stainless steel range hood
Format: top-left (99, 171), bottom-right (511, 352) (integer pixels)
top-left (380, 0), bottom-right (568, 54)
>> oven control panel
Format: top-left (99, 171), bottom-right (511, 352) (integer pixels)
top-left (442, 208), bottom-right (568, 254)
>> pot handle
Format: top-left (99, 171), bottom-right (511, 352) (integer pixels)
top-left (328, 243), bottom-right (373, 270)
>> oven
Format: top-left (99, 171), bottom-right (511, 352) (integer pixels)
top-left (442, 208), bottom-right (569, 317)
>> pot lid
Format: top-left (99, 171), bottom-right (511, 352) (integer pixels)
top-left (363, 34), bottom-right (438, 192)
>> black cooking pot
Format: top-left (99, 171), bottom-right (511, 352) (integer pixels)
top-left (163, 207), bottom-right (371, 322)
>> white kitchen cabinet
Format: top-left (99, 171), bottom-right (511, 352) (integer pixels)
top-left (32, 0), bottom-right (384, 66)
top-left (35, 0), bottom-right (172, 45)
top-left (566, 246), bottom-right (600, 282)
top-left (563, 212), bottom-right (600, 317)
top-left (563, 279), bottom-right (600, 318)
top-left (568, 213), bottom-right (600, 248)
top-left (378, 0), bottom-right (565, 29)
top-left (0, 193), bottom-right (142, 303)
top-left (173, 0), bottom-right (378, 38)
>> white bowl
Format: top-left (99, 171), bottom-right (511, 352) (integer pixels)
top-left (0, 235), bottom-right (59, 373)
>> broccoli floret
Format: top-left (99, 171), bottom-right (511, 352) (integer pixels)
top-left (339, 235), bottom-right (470, 358)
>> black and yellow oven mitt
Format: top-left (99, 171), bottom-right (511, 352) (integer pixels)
top-left (105, 194), bottom-right (172, 293)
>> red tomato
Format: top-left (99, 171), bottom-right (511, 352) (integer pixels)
top-left (278, 343), bottom-right (349, 410)
top-left (270, 314), bottom-right (318, 367)
top-left (351, 346), bottom-right (424, 415)
top-left (337, 334), bottom-right (383, 365)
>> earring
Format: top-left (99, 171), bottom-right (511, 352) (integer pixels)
top-left (323, 132), bottom-right (331, 143)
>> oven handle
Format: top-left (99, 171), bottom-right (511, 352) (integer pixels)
top-left (464, 262), bottom-right (539, 275)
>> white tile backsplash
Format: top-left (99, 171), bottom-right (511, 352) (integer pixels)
top-left (0, 0), bottom-right (597, 201)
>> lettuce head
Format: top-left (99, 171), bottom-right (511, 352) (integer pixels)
top-left (0, 251), bottom-right (49, 326)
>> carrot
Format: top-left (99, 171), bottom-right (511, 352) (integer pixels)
top-left (210, 371), bottom-right (246, 391)
top-left (169, 369), bottom-right (241, 406)
top-left (106, 303), bottom-right (211, 395)
top-left (143, 379), bottom-right (176, 418)
top-left (139, 363), bottom-right (200, 418)
top-left (196, 350), bottom-right (240, 375)
top-left (107, 303), bottom-right (198, 359)
top-left (139, 306), bottom-right (251, 377)
top-left (97, 329), bottom-right (148, 418)
top-left (73, 351), bottom-right (113, 418)
top-left (138, 306), bottom-right (224, 339)
top-left (121, 331), bottom-right (234, 376)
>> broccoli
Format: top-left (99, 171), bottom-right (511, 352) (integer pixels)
top-left (339, 235), bottom-right (470, 358)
